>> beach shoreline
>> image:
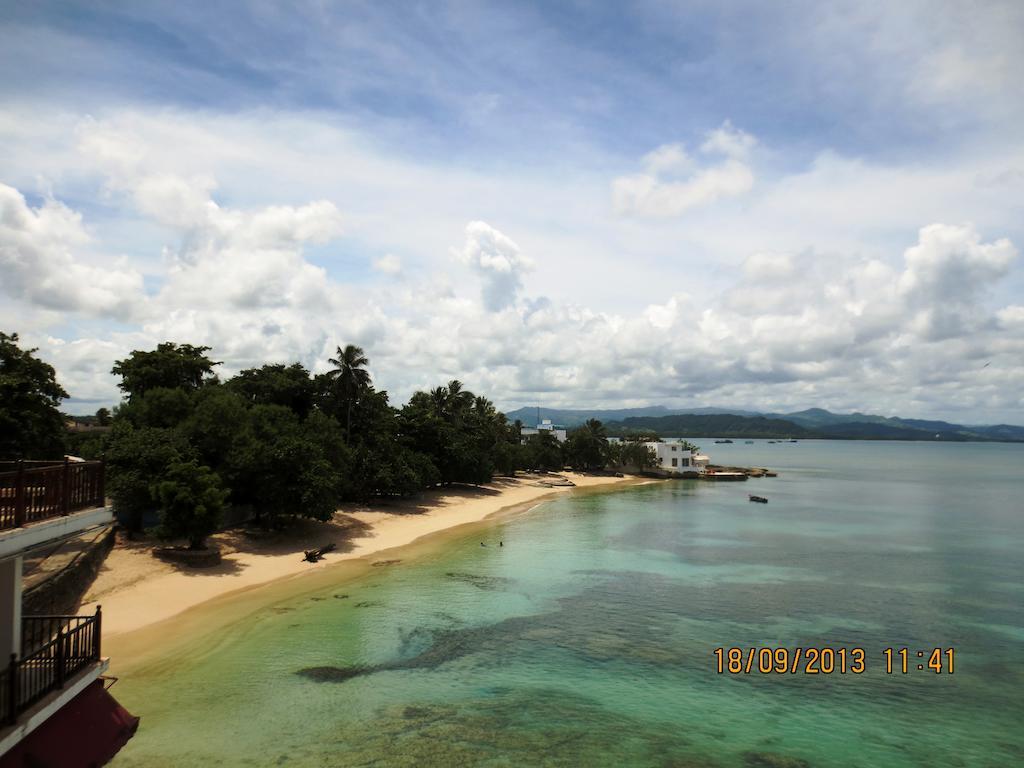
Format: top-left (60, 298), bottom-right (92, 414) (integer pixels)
top-left (81, 472), bottom-right (644, 648)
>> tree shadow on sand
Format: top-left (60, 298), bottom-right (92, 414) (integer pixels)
top-left (351, 478), bottom-right (522, 517)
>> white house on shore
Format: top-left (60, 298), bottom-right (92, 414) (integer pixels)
top-left (520, 419), bottom-right (568, 444)
top-left (643, 440), bottom-right (710, 476)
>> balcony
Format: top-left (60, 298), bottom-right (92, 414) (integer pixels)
top-left (0, 460), bottom-right (106, 531)
top-left (1, 609), bottom-right (103, 726)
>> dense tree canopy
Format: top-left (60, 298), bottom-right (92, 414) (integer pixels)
top-left (0, 332), bottom-right (69, 459)
top-left (226, 363), bottom-right (315, 418)
top-left (97, 340), bottom-right (646, 545)
top-left (112, 343), bottom-right (220, 399)
top-left (3, 334), bottom-right (653, 548)
top-left (564, 419), bottom-right (609, 471)
top-left (153, 460), bottom-right (228, 549)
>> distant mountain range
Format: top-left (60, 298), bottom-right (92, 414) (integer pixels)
top-left (503, 406), bottom-right (1024, 442)
top-left (503, 406), bottom-right (761, 428)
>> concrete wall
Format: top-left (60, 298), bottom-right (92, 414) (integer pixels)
top-left (22, 527), bottom-right (115, 616)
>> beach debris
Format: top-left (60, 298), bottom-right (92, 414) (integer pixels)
top-left (302, 542), bottom-right (337, 562)
top-left (371, 559), bottom-right (402, 567)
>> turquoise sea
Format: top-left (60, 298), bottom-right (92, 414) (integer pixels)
top-left (111, 441), bottom-right (1024, 767)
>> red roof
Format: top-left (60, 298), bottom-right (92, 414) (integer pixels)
top-left (1, 680), bottom-right (139, 768)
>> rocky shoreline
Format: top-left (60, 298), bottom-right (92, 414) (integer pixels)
top-left (706, 464), bottom-right (778, 478)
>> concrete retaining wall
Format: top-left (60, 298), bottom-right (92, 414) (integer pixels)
top-left (22, 526), bottom-right (115, 615)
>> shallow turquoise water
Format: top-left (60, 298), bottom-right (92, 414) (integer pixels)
top-left (112, 441), bottom-right (1024, 767)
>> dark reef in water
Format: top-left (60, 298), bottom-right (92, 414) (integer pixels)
top-left (296, 665), bottom-right (371, 683)
top-left (320, 689), bottom-right (734, 767)
top-left (743, 752), bottom-right (812, 768)
top-left (444, 571), bottom-right (512, 590)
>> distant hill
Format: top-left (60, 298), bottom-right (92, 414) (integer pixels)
top-left (768, 408), bottom-right (891, 427)
top-left (769, 408), bottom-right (1024, 441)
top-left (607, 414), bottom-right (813, 439)
top-left (811, 422), bottom-right (971, 441)
top-left (515, 406), bottom-right (1024, 442)
top-left (503, 405), bottom-right (761, 428)
top-left (971, 424), bottom-right (1024, 441)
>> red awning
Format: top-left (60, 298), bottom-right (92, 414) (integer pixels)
top-left (1, 680), bottom-right (139, 768)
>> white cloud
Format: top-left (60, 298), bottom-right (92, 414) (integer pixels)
top-left (613, 122), bottom-right (756, 217)
top-left (700, 121), bottom-right (757, 159)
top-left (0, 183), bottom-right (144, 319)
top-left (641, 144), bottom-right (692, 176)
top-left (898, 223), bottom-right (1017, 340)
top-left (454, 221), bottom-right (533, 311)
top-left (372, 253), bottom-right (402, 275)
top-left (2, 109), bottom-right (1023, 422)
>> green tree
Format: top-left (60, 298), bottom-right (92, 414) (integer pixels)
top-left (182, 386), bottom-right (257, 497)
top-left (105, 423), bottom-right (194, 535)
top-left (153, 459), bottom-right (228, 549)
top-left (325, 344), bottom-right (371, 439)
top-left (564, 419), bottom-right (609, 471)
top-left (244, 405), bottom-right (341, 525)
top-left (112, 342), bottom-right (220, 400)
top-left (226, 363), bottom-right (315, 419)
top-left (116, 386), bottom-right (195, 429)
top-left (523, 431), bottom-right (564, 471)
top-left (615, 440), bottom-right (658, 473)
top-left (95, 407), bottom-right (112, 426)
top-left (0, 332), bottom-right (69, 459)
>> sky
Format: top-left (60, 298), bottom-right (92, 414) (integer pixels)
top-left (1, 0), bottom-right (1023, 423)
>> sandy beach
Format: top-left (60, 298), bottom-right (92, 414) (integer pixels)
top-left (80, 472), bottom-right (638, 638)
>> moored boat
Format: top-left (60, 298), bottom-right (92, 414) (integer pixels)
top-left (749, 495), bottom-right (768, 503)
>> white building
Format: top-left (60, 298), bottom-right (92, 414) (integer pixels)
top-left (643, 441), bottom-right (710, 476)
top-left (520, 419), bottom-right (568, 443)
top-left (1, 459), bottom-right (137, 763)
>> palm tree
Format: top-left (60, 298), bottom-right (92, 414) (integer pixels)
top-left (430, 386), bottom-right (449, 417)
top-left (446, 380), bottom-right (474, 420)
top-left (327, 344), bottom-right (371, 439)
top-left (584, 418), bottom-right (608, 441)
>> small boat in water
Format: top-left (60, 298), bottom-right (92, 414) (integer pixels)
top-left (749, 495), bottom-right (768, 504)
top-left (745, 440), bottom-right (754, 444)
top-left (714, 439), bottom-right (734, 444)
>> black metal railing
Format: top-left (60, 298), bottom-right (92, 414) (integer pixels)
top-left (2, 607), bottom-right (102, 726)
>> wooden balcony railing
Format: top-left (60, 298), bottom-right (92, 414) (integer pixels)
top-left (2, 608), bottom-right (103, 726)
top-left (0, 459), bottom-right (105, 532)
